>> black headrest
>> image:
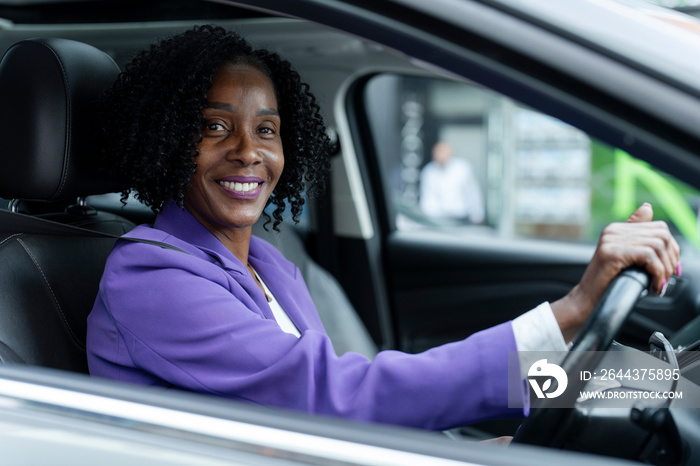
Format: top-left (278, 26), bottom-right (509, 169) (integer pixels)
top-left (0, 38), bottom-right (120, 201)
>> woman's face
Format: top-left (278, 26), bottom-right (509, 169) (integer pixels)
top-left (184, 62), bottom-right (284, 236)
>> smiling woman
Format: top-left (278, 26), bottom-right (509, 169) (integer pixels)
top-left (185, 63), bottom-right (285, 270)
top-left (100, 25), bottom-right (330, 231)
top-left (86, 24), bottom-right (680, 432)
top-left (186, 62), bottom-right (286, 297)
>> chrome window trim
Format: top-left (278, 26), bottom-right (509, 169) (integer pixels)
top-left (0, 378), bottom-right (480, 466)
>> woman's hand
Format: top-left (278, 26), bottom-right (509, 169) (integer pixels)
top-left (551, 203), bottom-right (680, 342)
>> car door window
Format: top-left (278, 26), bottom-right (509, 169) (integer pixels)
top-left (363, 73), bottom-right (700, 251)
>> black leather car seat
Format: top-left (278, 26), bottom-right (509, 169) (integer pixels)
top-left (0, 37), bottom-right (134, 234)
top-left (0, 38), bottom-right (132, 372)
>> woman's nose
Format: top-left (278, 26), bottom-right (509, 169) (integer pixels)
top-left (225, 132), bottom-right (261, 165)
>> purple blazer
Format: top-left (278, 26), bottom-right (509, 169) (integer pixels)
top-left (87, 204), bottom-right (525, 430)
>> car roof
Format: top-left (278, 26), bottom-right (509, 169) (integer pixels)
top-left (487, 0), bottom-right (700, 93)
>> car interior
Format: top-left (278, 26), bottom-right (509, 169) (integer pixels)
top-left (1, 0), bottom-right (700, 463)
top-left (0, 32), bottom-right (377, 371)
top-left (0, 37), bottom-right (133, 371)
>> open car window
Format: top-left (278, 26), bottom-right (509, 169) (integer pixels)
top-left (364, 73), bottom-right (700, 253)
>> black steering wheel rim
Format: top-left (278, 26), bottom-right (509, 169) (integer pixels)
top-left (513, 268), bottom-right (650, 446)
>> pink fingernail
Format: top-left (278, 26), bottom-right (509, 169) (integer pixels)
top-left (660, 279), bottom-right (667, 295)
top-left (677, 261), bottom-right (682, 277)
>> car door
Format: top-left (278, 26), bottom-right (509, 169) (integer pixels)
top-left (357, 72), bottom-right (700, 353)
top-left (228, 0), bottom-right (700, 353)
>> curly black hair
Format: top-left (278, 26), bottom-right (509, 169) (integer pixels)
top-left (101, 25), bottom-right (332, 230)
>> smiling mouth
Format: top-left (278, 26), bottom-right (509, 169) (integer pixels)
top-left (218, 180), bottom-right (262, 193)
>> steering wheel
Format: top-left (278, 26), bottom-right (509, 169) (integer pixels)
top-left (512, 268), bottom-right (649, 446)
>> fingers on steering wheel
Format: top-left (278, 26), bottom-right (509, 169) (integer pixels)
top-left (647, 245), bottom-right (670, 295)
top-left (640, 225), bottom-right (679, 294)
top-left (650, 234), bottom-right (675, 278)
top-left (601, 221), bottom-right (680, 295)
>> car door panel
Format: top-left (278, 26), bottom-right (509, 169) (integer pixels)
top-left (385, 230), bottom-right (700, 353)
top-left (386, 230), bottom-right (591, 352)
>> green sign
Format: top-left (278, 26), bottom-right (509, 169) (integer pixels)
top-left (613, 149), bottom-right (699, 248)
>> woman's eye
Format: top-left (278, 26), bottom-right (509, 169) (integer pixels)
top-left (206, 123), bottom-right (225, 132)
top-left (259, 126), bottom-right (277, 135)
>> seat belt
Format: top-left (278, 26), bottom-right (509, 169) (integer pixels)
top-left (0, 208), bottom-right (187, 253)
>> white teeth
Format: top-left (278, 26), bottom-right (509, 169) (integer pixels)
top-left (219, 181), bottom-right (260, 193)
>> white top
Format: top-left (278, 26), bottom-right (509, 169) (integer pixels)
top-left (512, 302), bottom-right (569, 377)
top-left (252, 267), bottom-right (301, 338)
top-left (512, 302), bottom-right (567, 352)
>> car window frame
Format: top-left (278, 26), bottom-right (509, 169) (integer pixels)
top-left (226, 0), bottom-right (700, 194)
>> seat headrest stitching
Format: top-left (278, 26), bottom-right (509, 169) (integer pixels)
top-left (15, 237), bottom-right (85, 350)
top-left (38, 41), bottom-right (73, 200)
top-left (0, 232), bottom-right (24, 249)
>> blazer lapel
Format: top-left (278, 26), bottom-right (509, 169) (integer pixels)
top-left (248, 250), bottom-right (315, 333)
